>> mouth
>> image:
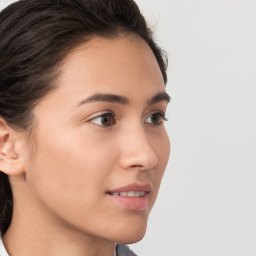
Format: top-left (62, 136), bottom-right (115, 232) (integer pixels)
top-left (106, 183), bottom-right (151, 211)
top-left (107, 191), bottom-right (147, 197)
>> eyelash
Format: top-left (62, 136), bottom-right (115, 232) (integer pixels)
top-left (89, 111), bottom-right (168, 127)
top-left (145, 112), bottom-right (168, 126)
top-left (89, 112), bottom-right (116, 127)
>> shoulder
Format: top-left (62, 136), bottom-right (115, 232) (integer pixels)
top-left (116, 244), bottom-right (137, 256)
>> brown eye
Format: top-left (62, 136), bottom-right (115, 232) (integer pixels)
top-left (90, 113), bottom-right (116, 126)
top-left (145, 112), bottom-right (167, 125)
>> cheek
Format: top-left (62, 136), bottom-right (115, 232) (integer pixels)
top-left (24, 130), bottom-right (123, 236)
top-left (26, 128), bottom-right (116, 206)
top-left (160, 131), bottom-right (171, 167)
top-left (153, 128), bottom-right (170, 171)
top-left (147, 130), bottom-right (170, 205)
top-left (153, 131), bottom-right (170, 185)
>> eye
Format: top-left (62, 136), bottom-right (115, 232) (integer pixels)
top-left (90, 112), bottom-right (116, 127)
top-left (145, 112), bottom-right (168, 125)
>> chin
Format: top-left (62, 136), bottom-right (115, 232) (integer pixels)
top-left (114, 230), bottom-right (147, 245)
top-left (111, 216), bottom-right (148, 244)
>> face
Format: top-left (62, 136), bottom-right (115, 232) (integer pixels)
top-left (23, 35), bottom-right (170, 244)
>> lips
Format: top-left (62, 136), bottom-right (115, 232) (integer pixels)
top-left (107, 183), bottom-right (151, 194)
top-left (107, 183), bottom-right (151, 211)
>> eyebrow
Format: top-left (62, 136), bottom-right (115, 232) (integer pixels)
top-left (78, 93), bottom-right (129, 105)
top-left (148, 92), bottom-right (171, 105)
top-left (77, 92), bottom-right (170, 106)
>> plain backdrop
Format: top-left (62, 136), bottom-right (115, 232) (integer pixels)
top-left (1, 1), bottom-right (256, 256)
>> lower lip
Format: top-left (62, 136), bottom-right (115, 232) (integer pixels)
top-left (108, 193), bottom-right (149, 211)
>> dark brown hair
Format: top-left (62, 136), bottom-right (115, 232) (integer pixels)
top-left (0, 0), bottom-right (168, 234)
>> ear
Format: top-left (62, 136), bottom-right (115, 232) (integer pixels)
top-left (0, 118), bottom-right (25, 176)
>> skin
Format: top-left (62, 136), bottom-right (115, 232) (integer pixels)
top-left (1, 35), bottom-right (170, 256)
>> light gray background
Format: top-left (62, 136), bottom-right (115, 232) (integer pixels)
top-left (1, 1), bottom-right (256, 256)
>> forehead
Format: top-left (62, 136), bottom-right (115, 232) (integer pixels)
top-left (59, 35), bottom-right (165, 94)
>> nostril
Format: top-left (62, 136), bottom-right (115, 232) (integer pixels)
top-left (130, 164), bottom-right (143, 168)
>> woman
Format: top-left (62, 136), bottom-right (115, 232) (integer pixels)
top-left (0, 0), bottom-right (170, 255)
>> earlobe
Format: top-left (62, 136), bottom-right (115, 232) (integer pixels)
top-left (0, 119), bottom-right (25, 176)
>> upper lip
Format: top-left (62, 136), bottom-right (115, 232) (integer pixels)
top-left (108, 183), bottom-right (152, 194)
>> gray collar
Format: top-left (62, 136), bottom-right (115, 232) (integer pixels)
top-left (116, 244), bottom-right (137, 256)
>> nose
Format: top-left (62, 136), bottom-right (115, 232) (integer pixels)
top-left (118, 125), bottom-right (158, 171)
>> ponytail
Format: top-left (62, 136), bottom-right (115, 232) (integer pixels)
top-left (0, 172), bottom-right (13, 234)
